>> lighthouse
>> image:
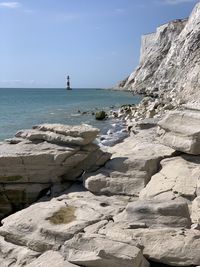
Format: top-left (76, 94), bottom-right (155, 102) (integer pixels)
top-left (66, 75), bottom-right (71, 90)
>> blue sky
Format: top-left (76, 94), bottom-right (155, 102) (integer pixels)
top-left (0, 0), bottom-right (198, 88)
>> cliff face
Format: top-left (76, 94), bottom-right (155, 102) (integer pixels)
top-left (120, 2), bottom-right (200, 102)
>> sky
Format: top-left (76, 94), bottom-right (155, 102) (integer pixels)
top-left (0, 0), bottom-right (199, 88)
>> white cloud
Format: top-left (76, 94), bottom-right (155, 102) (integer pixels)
top-left (0, 1), bottom-right (21, 8)
top-left (161, 0), bottom-right (196, 5)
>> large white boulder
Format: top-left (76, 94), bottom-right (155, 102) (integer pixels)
top-left (140, 156), bottom-right (200, 201)
top-left (84, 137), bottom-right (175, 196)
top-left (0, 236), bottom-right (39, 267)
top-left (0, 124), bottom-right (110, 219)
top-left (17, 123), bottom-right (99, 146)
top-left (114, 200), bottom-right (191, 229)
top-left (0, 189), bottom-right (128, 252)
top-left (63, 234), bottom-right (149, 267)
top-left (33, 123), bottom-right (99, 145)
top-left (158, 110), bottom-right (200, 154)
top-left (26, 251), bottom-right (79, 267)
top-left (99, 223), bottom-right (200, 266)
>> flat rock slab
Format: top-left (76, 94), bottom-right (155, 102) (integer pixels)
top-left (140, 155), bottom-right (200, 201)
top-left (84, 137), bottom-right (175, 196)
top-left (114, 200), bottom-right (191, 228)
top-left (158, 110), bottom-right (200, 154)
top-left (32, 123), bottom-right (100, 145)
top-left (135, 118), bottom-right (159, 129)
top-left (99, 223), bottom-right (200, 266)
top-left (63, 233), bottom-right (149, 267)
top-left (26, 251), bottom-right (79, 267)
top-left (16, 129), bottom-right (86, 146)
top-left (0, 236), bottom-right (40, 267)
top-left (0, 123), bottom-right (110, 219)
top-left (0, 139), bottom-right (78, 158)
top-left (0, 189), bottom-right (129, 252)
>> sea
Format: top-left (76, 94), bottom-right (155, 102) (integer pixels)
top-left (0, 88), bottom-right (141, 141)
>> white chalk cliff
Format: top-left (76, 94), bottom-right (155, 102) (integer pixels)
top-left (118, 2), bottom-right (200, 102)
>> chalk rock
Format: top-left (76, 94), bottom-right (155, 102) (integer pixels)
top-left (119, 2), bottom-right (200, 103)
top-left (114, 200), bottom-right (191, 229)
top-left (135, 118), bottom-right (159, 129)
top-left (63, 234), bottom-right (149, 267)
top-left (140, 156), bottom-right (200, 201)
top-left (121, 18), bottom-right (187, 93)
top-left (0, 236), bottom-right (39, 267)
top-left (26, 251), bottom-right (79, 267)
top-left (191, 196), bottom-right (200, 223)
top-left (16, 129), bottom-right (86, 146)
top-left (33, 123), bottom-right (100, 145)
top-left (99, 223), bottom-right (200, 266)
top-left (84, 137), bottom-right (175, 196)
top-left (0, 188), bottom-right (128, 252)
top-left (158, 110), bottom-right (200, 154)
top-left (0, 124), bottom-right (110, 219)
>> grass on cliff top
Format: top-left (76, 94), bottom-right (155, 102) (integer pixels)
top-left (46, 206), bottom-right (76, 225)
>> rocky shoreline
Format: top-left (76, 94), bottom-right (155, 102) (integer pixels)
top-left (0, 96), bottom-right (200, 266)
top-left (1, 2), bottom-right (200, 266)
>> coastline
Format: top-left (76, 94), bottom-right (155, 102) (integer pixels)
top-left (1, 95), bottom-right (200, 266)
top-left (1, 2), bottom-right (200, 266)
top-left (0, 88), bottom-right (139, 141)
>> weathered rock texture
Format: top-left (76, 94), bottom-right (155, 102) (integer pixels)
top-left (63, 234), bottom-right (149, 267)
top-left (99, 224), bottom-right (200, 266)
top-left (0, 188), bottom-right (129, 253)
top-left (114, 200), bottom-right (191, 229)
top-left (84, 136), bottom-right (174, 196)
top-left (0, 187), bottom-right (144, 267)
top-left (191, 196), bottom-right (200, 224)
top-left (0, 124), bottom-right (110, 219)
top-left (158, 108), bottom-right (200, 154)
top-left (26, 251), bottom-right (79, 267)
top-left (140, 155), bottom-right (200, 202)
top-left (117, 2), bottom-right (200, 103)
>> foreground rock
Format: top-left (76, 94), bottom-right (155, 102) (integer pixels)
top-left (26, 251), bottom-right (79, 267)
top-left (114, 200), bottom-right (191, 229)
top-left (0, 124), bottom-right (110, 219)
top-left (0, 236), bottom-right (39, 266)
top-left (32, 123), bottom-right (99, 145)
top-left (140, 155), bottom-right (200, 202)
top-left (84, 136), bottom-right (175, 196)
top-left (63, 234), bottom-right (149, 267)
top-left (16, 124), bottom-right (99, 146)
top-left (99, 224), bottom-right (200, 266)
top-left (0, 188), bottom-right (129, 252)
top-left (0, 184), bottom-right (198, 266)
top-left (158, 109), bottom-right (200, 154)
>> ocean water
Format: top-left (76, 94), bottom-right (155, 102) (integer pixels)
top-left (0, 88), bottom-right (141, 140)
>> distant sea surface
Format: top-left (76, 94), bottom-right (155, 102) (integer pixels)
top-left (0, 88), bottom-right (141, 141)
